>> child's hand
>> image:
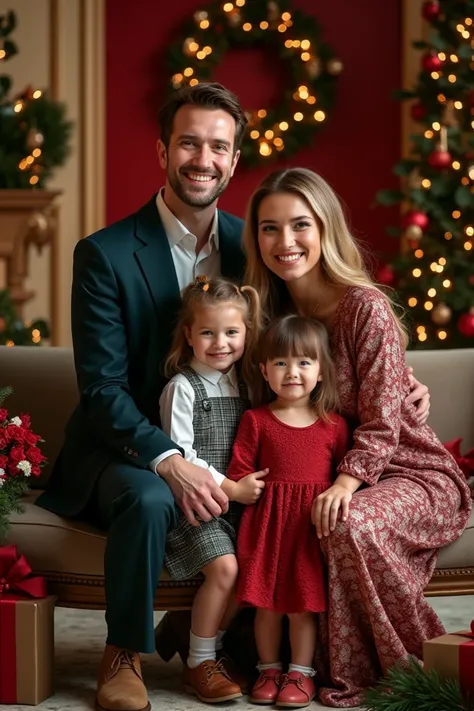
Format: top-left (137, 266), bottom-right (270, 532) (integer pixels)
top-left (311, 483), bottom-right (352, 539)
top-left (234, 469), bottom-right (269, 504)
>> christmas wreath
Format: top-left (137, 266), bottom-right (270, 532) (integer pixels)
top-left (166, 0), bottom-right (342, 166)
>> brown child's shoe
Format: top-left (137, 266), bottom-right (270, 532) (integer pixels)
top-left (276, 671), bottom-right (316, 708)
top-left (217, 649), bottom-right (250, 693)
top-left (95, 645), bottom-right (150, 711)
top-left (249, 668), bottom-right (281, 705)
top-left (183, 659), bottom-right (243, 703)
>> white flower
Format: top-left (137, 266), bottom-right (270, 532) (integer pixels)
top-left (0, 469), bottom-right (5, 486)
top-left (10, 416), bottom-right (22, 426)
top-left (17, 460), bottom-right (31, 477)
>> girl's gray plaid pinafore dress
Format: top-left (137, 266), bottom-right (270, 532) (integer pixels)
top-left (164, 367), bottom-right (249, 580)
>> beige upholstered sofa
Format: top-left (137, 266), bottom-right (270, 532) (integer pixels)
top-left (3, 346), bottom-right (474, 610)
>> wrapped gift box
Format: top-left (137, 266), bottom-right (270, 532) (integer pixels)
top-left (0, 593), bottom-right (55, 704)
top-left (0, 545), bottom-right (54, 705)
top-left (423, 624), bottom-right (474, 698)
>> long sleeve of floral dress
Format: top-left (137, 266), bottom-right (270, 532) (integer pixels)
top-left (335, 287), bottom-right (408, 485)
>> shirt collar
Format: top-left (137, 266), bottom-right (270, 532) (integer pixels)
top-left (190, 357), bottom-right (238, 388)
top-left (156, 189), bottom-right (219, 250)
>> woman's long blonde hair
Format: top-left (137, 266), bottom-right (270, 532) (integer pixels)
top-left (243, 167), bottom-right (408, 348)
top-left (257, 315), bottom-right (339, 421)
top-left (165, 277), bottom-right (262, 385)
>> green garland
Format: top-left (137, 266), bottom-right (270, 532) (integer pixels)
top-left (362, 656), bottom-right (474, 711)
top-left (166, 0), bottom-right (342, 166)
top-left (0, 9), bottom-right (72, 188)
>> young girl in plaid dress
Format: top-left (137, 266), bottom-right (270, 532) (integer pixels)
top-left (160, 276), bottom-right (266, 704)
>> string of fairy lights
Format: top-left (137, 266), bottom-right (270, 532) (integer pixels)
top-left (397, 2), bottom-right (474, 345)
top-left (12, 89), bottom-right (46, 187)
top-left (167, 0), bottom-right (342, 163)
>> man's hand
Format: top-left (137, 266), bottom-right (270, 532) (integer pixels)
top-left (405, 366), bottom-right (430, 425)
top-left (157, 454), bottom-right (229, 527)
top-left (233, 469), bottom-right (268, 505)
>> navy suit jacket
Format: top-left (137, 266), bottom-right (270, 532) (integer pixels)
top-left (38, 195), bottom-right (245, 517)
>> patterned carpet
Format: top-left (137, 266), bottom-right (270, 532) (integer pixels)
top-left (3, 597), bottom-right (473, 711)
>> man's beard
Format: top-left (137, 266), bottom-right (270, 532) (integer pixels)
top-left (168, 167), bottom-right (231, 208)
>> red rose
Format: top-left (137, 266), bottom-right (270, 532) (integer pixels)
top-left (6, 424), bottom-right (25, 443)
top-left (31, 465), bottom-right (41, 477)
top-left (26, 446), bottom-right (45, 465)
top-left (24, 431), bottom-right (41, 446)
top-left (9, 445), bottom-right (25, 465)
top-left (0, 453), bottom-right (7, 469)
top-left (0, 408), bottom-right (8, 423)
top-left (20, 413), bottom-right (31, 428)
top-left (0, 430), bottom-right (11, 448)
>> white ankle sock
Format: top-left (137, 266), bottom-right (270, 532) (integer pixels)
top-left (215, 629), bottom-right (226, 652)
top-left (257, 661), bottom-right (282, 671)
top-left (187, 631), bottom-right (216, 669)
top-left (288, 663), bottom-right (315, 677)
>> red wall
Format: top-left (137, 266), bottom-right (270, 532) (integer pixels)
top-left (106, 0), bottom-right (401, 253)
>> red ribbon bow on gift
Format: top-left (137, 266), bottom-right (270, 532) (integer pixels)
top-left (444, 439), bottom-right (474, 479)
top-left (0, 545), bottom-right (47, 598)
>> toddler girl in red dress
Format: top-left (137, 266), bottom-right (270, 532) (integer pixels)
top-left (227, 314), bottom-right (350, 708)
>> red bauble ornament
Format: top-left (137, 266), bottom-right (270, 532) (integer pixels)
top-left (422, 52), bottom-right (442, 73)
top-left (457, 309), bottom-right (474, 338)
top-left (469, 275), bottom-right (474, 286)
top-left (402, 210), bottom-right (429, 232)
top-left (376, 263), bottom-right (396, 287)
top-left (428, 148), bottom-right (452, 170)
top-left (411, 102), bottom-right (426, 121)
top-left (422, 1), bottom-right (441, 21)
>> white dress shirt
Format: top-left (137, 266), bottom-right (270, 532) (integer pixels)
top-left (149, 190), bottom-right (222, 473)
top-left (158, 358), bottom-right (241, 485)
top-left (156, 189), bottom-right (221, 293)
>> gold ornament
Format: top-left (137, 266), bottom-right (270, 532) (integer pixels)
top-left (307, 58), bottom-right (322, 79)
top-left (443, 100), bottom-right (459, 128)
top-left (267, 1), bottom-right (279, 22)
top-left (404, 224), bottom-right (423, 241)
top-left (194, 10), bottom-right (208, 23)
top-left (183, 37), bottom-right (196, 56)
top-left (26, 128), bottom-right (44, 150)
top-left (408, 168), bottom-right (422, 189)
top-left (327, 58), bottom-right (343, 75)
top-left (228, 10), bottom-right (242, 26)
top-left (431, 302), bottom-right (452, 325)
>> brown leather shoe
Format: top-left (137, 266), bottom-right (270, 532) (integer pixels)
top-left (183, 659), bottom-right (243, 703)
top-left (95, 645), bottom-right (150, 711)
top-left (217, 650), bottom-right (250, 693)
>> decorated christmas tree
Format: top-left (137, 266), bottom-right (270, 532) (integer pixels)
top-left (0, 9), bottom-right (72, 188)
top-left (377, 0), bottom-right (474, 349)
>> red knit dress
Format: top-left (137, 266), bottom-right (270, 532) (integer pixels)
top-left (227, 406), bottom-right (350, 614)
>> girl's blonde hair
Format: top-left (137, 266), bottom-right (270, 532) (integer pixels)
top-left (243, 167), bottom-right (408, 348)
top-left (256, 315), bottom-right (339, 421)
top-left (165, 277), bottom-right (262, 384)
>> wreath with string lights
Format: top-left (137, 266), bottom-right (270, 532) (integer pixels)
top-left (166, 0), bottom-right (342, 166)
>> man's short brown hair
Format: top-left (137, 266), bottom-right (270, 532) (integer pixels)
top-left (158, 82), bottom-right (248, 154)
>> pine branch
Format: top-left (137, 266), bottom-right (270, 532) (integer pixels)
top-left (0, 385), bottom-right (13, 407)
top-left (363, 657), bottom-right (472, 711)
top-left (0, 477), bottom-right (29, 542)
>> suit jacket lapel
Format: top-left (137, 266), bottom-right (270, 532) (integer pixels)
top-left (133, 196), bottom-right (181, 344)
top-left (219, 211), bottom-right (246, 281)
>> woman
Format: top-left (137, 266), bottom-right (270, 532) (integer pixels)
top-left (242, 167), bottom-right (472, 708)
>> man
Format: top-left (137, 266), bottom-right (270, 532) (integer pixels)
top-left (37, 82), bottom-right (249, 711)
top-left (38, 81), bottom-right (430, 711)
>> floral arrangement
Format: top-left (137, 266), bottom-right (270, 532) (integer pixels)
top-left (0, 386), bottom-right (46, 540)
